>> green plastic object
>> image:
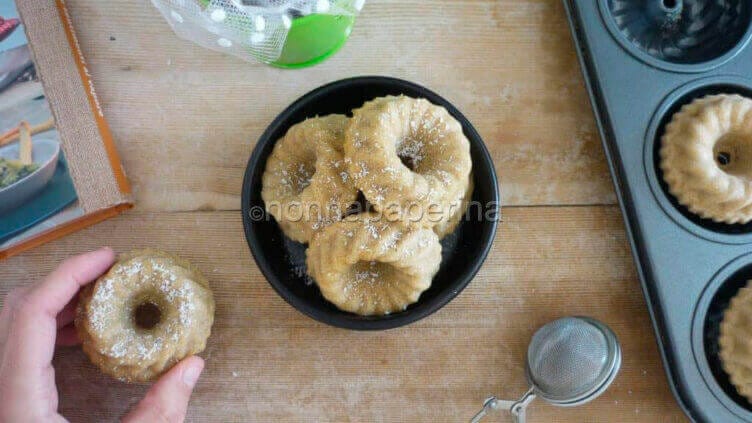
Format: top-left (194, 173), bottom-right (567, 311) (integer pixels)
top-left (195, 0), bottom-right (354, 68)
top-left (271, 14), bottom-right (354, 68)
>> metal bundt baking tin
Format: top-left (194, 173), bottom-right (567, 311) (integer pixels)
top-left (601, 0), bottom-right (752, 72)
top-left (565, 1), bottom-right (752, 421)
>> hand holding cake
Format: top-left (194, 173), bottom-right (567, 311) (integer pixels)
top-left (0, 248), bottom-right (205, 422)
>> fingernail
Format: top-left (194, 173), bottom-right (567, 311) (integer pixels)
top-left (182, 363), bottom-right (203, 388)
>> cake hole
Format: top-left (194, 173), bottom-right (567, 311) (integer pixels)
top-left (716, 152), bottom-right (731, 166)
top-left (291, 161), bottom-right (315, 194)
top-left (345, 191), bottom-right (373, 216)
top-left (397, 138), bottom-right (424, 172)
top-left (713, 133), bottom-right (752, 178)
top-left (399, 154), bottom-right (417, 171)
top-left (662, 0), bottom-right (678, 10)
top-left (134, 302), bottom-right (162, 330)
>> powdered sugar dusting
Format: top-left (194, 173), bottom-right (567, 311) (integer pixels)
top-left (364, 222), bottom-right (380, 239)
top-left (382, 229), bottom-right (403, 250)
top-left (351, 162), bottom-right (369, 180)
top-left (397, 138), bottom-right (425, 168)
top-left (367, 185), bottom-right (387, 204)
top-left (90, 278), bottom-right (115, 332)
top-left (343, 261), bottom-right (383, 301)
top-left (354, 262), bottom-right (380, 285)
top-left (177, 285), bottom-right (196, 326)
top-left (108, 340), bottom-right (127, 358)
top-left (275, 161), bottom-right (315, 195)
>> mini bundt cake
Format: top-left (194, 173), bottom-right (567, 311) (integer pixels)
top-left (345, 96), bottom-right (472, 228)
top-left (76, 249), bottom-right (215, 382)
top-left (306, 212), bottom-right (442, 316)
top-left (433, 174), bottom-right (474, 239)
top-left (262, 115), bottom-right (358, 243)
top-left (660, 94), bottom-right (752, 224)
top-left (719, 281), bottom-right (752, 401)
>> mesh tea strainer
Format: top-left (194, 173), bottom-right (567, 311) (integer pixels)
top-left (471, 316), bottom-right (621, 422)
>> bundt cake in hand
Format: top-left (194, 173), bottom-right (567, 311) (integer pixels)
top-left (76, 249), bottom-right (215, 382)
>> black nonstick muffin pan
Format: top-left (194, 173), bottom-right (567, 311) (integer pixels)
top-left (241, 76), bottom-right (499, 331)
top-left (564, 1), bottom-right (752, 421)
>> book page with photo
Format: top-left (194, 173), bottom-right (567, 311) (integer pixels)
top-left (0, 0), bottom-right (131, 259)
top-left (0, 1), bottom-right (81, 248)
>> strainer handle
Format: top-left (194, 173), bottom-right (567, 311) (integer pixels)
top-left (510, 389), bottom-right (536, 423)
top-left (470, 397), bottom-right (512, 423)
top-left (511, 406), bottom-right (526, 423)
top-left (469, 389), bottom-right (536, 423)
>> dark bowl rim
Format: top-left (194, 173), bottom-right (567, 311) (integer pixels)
top-left (241, 75), bottom-right (499, 330)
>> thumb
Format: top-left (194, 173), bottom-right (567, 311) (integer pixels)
top-left (123, 356), bottom-right (204, 423)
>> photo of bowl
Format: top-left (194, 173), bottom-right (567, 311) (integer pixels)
top-left (0, 134), bottom-right (59, 214)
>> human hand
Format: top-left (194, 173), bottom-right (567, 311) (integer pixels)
top-left (0, 247), bottom-right (205, 422)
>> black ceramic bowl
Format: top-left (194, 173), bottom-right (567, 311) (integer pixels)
top-left (241, 76), bottom-right (499, 330)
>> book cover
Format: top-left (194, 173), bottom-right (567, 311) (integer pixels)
top-left (0, 0), bottom-right (132, 259)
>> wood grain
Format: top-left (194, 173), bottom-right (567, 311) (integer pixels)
top-left (61, 0), bottom-right (615, 212)
top-left (0, 207), bottom-right (685, 422)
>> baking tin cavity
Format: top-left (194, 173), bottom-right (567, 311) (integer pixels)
top-left (599, 0), bottom-right (752, 73)
top-left (693, 254), bottom-right (752, 420)
top-left (645, 76), bottom-right (752, 244)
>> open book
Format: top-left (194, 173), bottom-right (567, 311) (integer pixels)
top-left (0, 0), bottom-right (132, 259)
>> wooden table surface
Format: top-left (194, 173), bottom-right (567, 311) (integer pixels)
top-left (0, 1), bottom-right (689, 421)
